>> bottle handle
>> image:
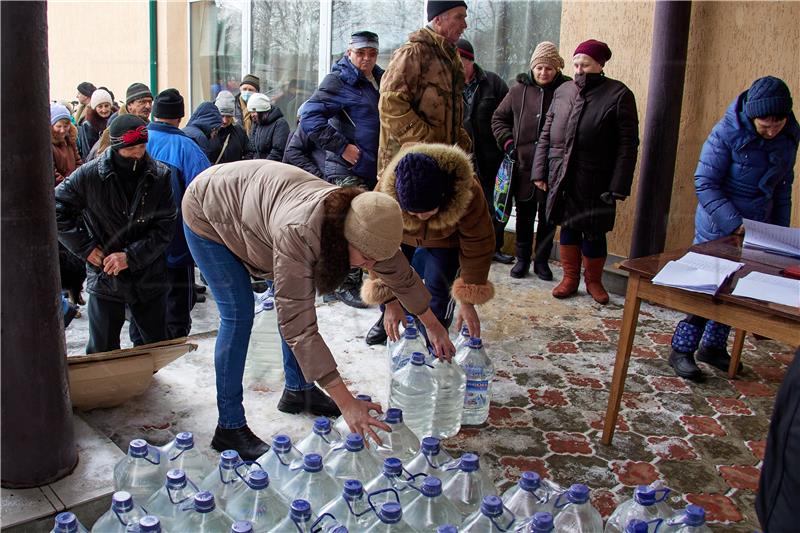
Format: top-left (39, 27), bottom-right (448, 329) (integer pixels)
top-left (167, 484), bottom-right (195, 505)
top-left (234, 460), bottom-right (264, 487)
top-left (345, 495), bottom-right (375, 518)
top-left (488, 503), bottom-right (516, 532)
top-left (144, 445), bottom-right (161, 466)
top-left (275, 444), bottom-right (304, 467)
top-left (366, 487), bottom-right (400, 518)
top-left (553, 490), bottom-right (570, 510)
top-left (310, 512), bottom-right (338, 532)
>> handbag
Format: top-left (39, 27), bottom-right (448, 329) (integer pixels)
top-left (493, 153), bottom-right (514, 223)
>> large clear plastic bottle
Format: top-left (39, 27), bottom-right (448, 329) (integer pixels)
top-left (461, 495), bottom-right (516, 532)
top-left (283, 453), bottom-right (341, 511)
top-left (388, 352), bottom-right (437, 439)
top-left (256, 434), bottom-right (304, 487)
top-left (364, 457), bottom-right (419, 508)
top-left (325, 433), bottom-right (384, 483)
top-left (442, 453), bottom-right (497, 520)
top-left (367, 408), bottom-right (421, 463)
top-left (317, 479), bottom-right (375, 530)
top-left (664, 505), bottom-right (712, 533)
top-left (390, 327), bottom-right (430, 372)
top-left (173, 491), bottom-right (234, 533)
top-left (50, 512), bottom-right (89, 533)
top-left (455, 338), bottom-right (494, 425)
top-left (431, 356), bottom-right (466, 439)
top-left (143, 468), bottom-right (199, 530)
top-left (334, 394), bottom-right (375, 436)
top-left (387, 315), bottom-right (416, 358)
top-left (113, 439), bottom-right (163, 503)
top-left (296, 417), bottom-right (341, 457)
top-left (160, 432), bottom-right (210, 483)
top-left (501, 471), bottom-right (561, 521)
top-left (552, 484), bottom-right (603, 533)
top-left (200, 450), bottom-right (247, 510)
top-left (515, 512), bottom-right (555, 532)
top-left (136, 516), bottom-right (163, 533)
top-left (451, 324), bottom-right (471, 352)
top-left (245, 299), bottom-right (283, 389)
top-left (364, 502), bottom-right (416, 533)
top-left (404, 437), bottom-right (455, 484)
top-left (404, 476), bottom-right (463, 531)
top-left (91, 491), bottom-right (148, 533)
top-left (604, 484), bottom-right (673, 533)
top-left (224, 468), bottom-right (285, 531)
top-left (624, 520), bottom-right (648, 533)
top-left (267, 499), bottom-right (314, 533)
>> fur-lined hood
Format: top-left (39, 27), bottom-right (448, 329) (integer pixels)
top-left (52, 122), bottom-right (79, 147)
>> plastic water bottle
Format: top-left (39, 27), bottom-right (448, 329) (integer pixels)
top-left (664, 505), bottom-right (712, 532)
top-left (225, 468), bottom-right (285, 531)
top-left (160, 431), bottom-right (210, 483)
top-left (50, 512), bottom-right (89, 533)
top-left (390, 328), bottom-right (430, 372)
top-left (143, 468), bottom-right (199, 530)
top-left (552, 484), bottom-right (603, 533)
top-left (388, 352), bottom-right (437, 439)
top-left (364, 457), bottom-right (419, 508)
top-left (283, 453), bottom-right (341, 511)
top-left (318, 479), bottom-right (375, 530)
top-left (267, 499), bottom-right (314, 533)
top-left (295, 417), bottom-right (341, 457)
top-left (455, 338), bottom-right (494, 425)
top-left (404, 437), bottom-right (455, 483)
top-left (135, 516), bottom-right (163, 533)
top-left (431, 357), bottom-right (466, 439)
top-left (516, 512), bottom-right (555, 532)
top-left (624, 520), bottom-right (648, 533)
top-left (334, 394), bottom-right (375, 436)
top-left (462, 495), bottom-right (516, 532)
top-left (604, 484), bottom-right (673, 533)
top-left (502, 471), bottom-right (561, 520)
top-left (231, 521), bottom-right (254, 533)
top-left (442, 453), bottom-right (496, 519)
top-left (256, 434), bottom-right (304, 487)
top-left (91, 491), bottom-right (147, 533)
top-left (244, 299), bottom-right (283, 388)
top-left (173, 491), bottom-right (234, 533)
top-left (325, 434), bottom-right (384, 483)
top-left (364, 502), bottom-right (416, 532)
top-left (200, 450), bottom-right (246, 510)
top-left (113, 439), bottom-right (163, 503)
top-left (367, 408), bottom-right (420, 463)
top-left (404, 476), bottom-right (463, 531)
top-left (451, 324), bottom-right (471, 352)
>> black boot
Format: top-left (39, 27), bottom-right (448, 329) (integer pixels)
top-left (533, 261), bottom-right (554, 281)
top-left (210, 424), bottom-right (270, 461)
top-left (365, 312), bottom-right (387, 345)
top-left (697, 344), bottom-right (742, 373)
top-left (493, 251), bottom-right (514, 264)
top-left (510, 259), bottom-right (530, 278)
top-left (335, 268), bottom-right (368, 309)
top-left (277, 385), bottom-right (341, 417)
top-left (669, 350), bottom-right (704, 382)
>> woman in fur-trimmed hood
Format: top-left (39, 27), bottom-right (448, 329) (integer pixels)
top-left (362, 143), bottom-right (495, 343)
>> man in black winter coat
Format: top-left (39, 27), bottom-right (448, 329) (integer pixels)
top-left (55, 115), bottom-right (177, 353)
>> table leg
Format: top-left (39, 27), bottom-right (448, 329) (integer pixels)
top-left (602, 273), bottom-right (642, 446)
top-left (728, 328), bottom-right (746, 378)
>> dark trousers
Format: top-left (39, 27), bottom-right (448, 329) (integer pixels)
top-left (87, 292), bottom-right (167, 354)
top-left (480, 182), bottom-right (510, 253)
top-left (401, 244), bottom-right (460, 328)
top-left (515, 191), bottom-right (556, 264)
top-left (559, 227), bottom-right (607, 258)
top-left (130, 265), bottom-right (196, 344)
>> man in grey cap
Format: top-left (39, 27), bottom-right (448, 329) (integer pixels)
top-left (124, 82), bottom-right (154, 122)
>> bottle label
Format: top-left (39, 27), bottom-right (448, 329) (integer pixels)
top-left (464, 379), bottom-right (490, 407)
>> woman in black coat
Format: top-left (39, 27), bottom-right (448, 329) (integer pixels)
top-left (246, 93), bottom-right (290, 161)
top-left (532, 39), bottom-right (639, 304)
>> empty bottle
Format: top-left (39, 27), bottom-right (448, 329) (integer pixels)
top-left (244, 299), bottom-right (283, 388)
top-left (50, 512), bottom-right (89, 533)
top-left (455, 338), bottom-right (494, 425)
top-left (502, 471), bottom-right (561, 520)
top-left (160, 431), bottom-right (210, 483)
top-left (404, 476), bottom-right (463, 531)
top-left (442, 453), bottom-right (497, 519)
top-left (318, 479), bottom-right (375, 530)
top-left (91, 491), bottom-right (147, 533)
top-left (334, 394), bottom-right (375, 436)
top-left (664, 505), bottom-right (712, 533)
top-left (624, 520), bottom-right (648, 533)
top-left (404, 437), bottom-right (455, 484)
top-left (136, 516), bottom-right (163, 533)
top-left (256, 434), bottom-right (304, 487)
top-left (390, 327), bottom-right (430, 372)
top-left (364, 502), bottom-right (416, 533)
top-left (296, 417), bottom-right (340, 457)
top-left (200, 450), bottom-right (246, 510)
top-left (224, 468), bottom-right (285, 531)
top-left (431, 356), bottom-right (466, 439)
top-left (552, 484), bottom-right (603, 533)
top-left (516, 512), bottom-right (555, 533)
top-left (364, 457), bottom-right (419, 508)
top-left (143, 468), bottom-right (199, 531)
top-left (173, 491), bottom-right (234, 533)
top-left (113, 439), bottom-right (163, 503)
top-left (325, 433), bottom-right (384, 483)
top-left (267, 499), bottom-right (314, 533)
top-left (462, 495), bottom-right (516, 532)
top-left (388, 352), bottom-right (437, 439)
top-left (604, 484), bottom-right (673, 533)
top-left (367, 408), bottom-right (420, 463)
top-left (283, 453), bottom-right (341, 511)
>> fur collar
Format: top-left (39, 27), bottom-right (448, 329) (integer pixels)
top-left (377, 143), bottom-right (475, 234)
top-left (85, 106), bottom-right (108, 133)
top-left (315, 187), bottom-right (362, 293)
top-left (51, 123), bottom-right (79, 147)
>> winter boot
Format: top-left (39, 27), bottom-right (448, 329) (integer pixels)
top-left (335, 268), bottom-right (368, 309)
top-left (583, 256), bottom-right (609, 304)
top-left (552, 245), bottom-right (581, 298)
top-left (697, 321), bottom-right (741, 372)
top-left (365, 311), bottom-right (387, 346)
top-left (669, 319), bottom-right (704, 381)
top-left (277, 385), bottom-right (341, 417)
top-left (510, 243), bottom-right (532, 278)
top-left (211, 424), bottom-right (270, 461)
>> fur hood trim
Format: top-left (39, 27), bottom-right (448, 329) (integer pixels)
top-left (315, 187), bottom-right (362, 294)
top-left (377, 143), bottom-right (475, 235)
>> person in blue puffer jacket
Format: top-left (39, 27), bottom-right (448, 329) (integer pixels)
top-left (183, 101), bottom-right (223, 161)
top-left (669, 76), bottom-right (799, 381)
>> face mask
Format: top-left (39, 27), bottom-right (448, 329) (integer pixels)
top-left (240, 90), bottom-right (253, 102)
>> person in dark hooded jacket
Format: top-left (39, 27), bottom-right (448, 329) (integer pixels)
top-left (283, 102), bottom-right (325, 178)
top-left (77, 89), bottom-right (113, 159)
top-left (247, 93), bottom-right (290, 161)
top-left (183, 101), bottom-right (223, 161)
top-left (210, 90), bottom-right (252, 164)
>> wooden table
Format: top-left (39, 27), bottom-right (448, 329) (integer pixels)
top-left (602, 236), bottom-right (800, 445)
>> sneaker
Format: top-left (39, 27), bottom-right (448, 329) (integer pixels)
top-left (668, 349), bottom-right (704, 382)
top-left (697, 344), bottom-right (743, 373)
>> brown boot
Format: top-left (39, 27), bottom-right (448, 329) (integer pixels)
top-left (552, 245), bottom-right (581, 298)
top-left (583, 256), bottom-right (609, 304)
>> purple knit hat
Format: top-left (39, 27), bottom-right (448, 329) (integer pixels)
top-left (394, 152), bottom-right (452, 213)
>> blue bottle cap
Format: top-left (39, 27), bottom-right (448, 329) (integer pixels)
top-left (313, 417), bottom-right (332, 435)
top-left (625, 519), bottom-right (648, 533)
top-left (343, 479), bottom-right (363, 499)
top-left (304, 453), bottom-right (323, 472)
top-left (481, 495), bottom-right (503, 517)
top-left (421, 476), bottom-right (442, 497)
top-left (380, 502), bottom-right (402, 523)
top-left (460, 325), bottom-right (469, 336)
top-left (329, 527), bottom-right (348, 533)
top-left (421, 436), bottom-right (441, 455)
top-left (231, 520), bottom-right (254, 533)
top-left (111, 491), bottom-right (134, 513)
top-left (460, 453), bottom-right (479, 472)
top-left (166, 468), bottom-right (187, 489)
top-left (272, 434), bottom-right (292, 452)
top-left (220, 449), bottom-right (241, 468)
top-left (519, 471), bottom-right (542, 492)
top-left (290, 499), bottom-right (312, 521)
top-left (138, 516), bottom-right (161, 533)
top-left (345, 434), bottom-right (364, 451)
top-left (684, 504), bottom-right (706, 526)
top-left (175, 432), bottom-right (194, 449)
top-left (356, 394), bottom-right (373, 402)
top-left (385, 408), bottom-right (403, 424)
top-left (467, 337), bottom-right (483, 349)
top-left (194, 491), bottom-right (216, 512)
top-left (383, 457), bottom-right (403, 476)
top-left (129, 439), bottom-right (149, 458)
top-left (53, 512), bottom-right (79, 533)
top-left (248, 469), bottom-right (269, 489)
top-left (410, 352), bottom-right (426, 365)
top-left (405, 327), bottom-right (418, 338)
top-left (262, 300), bottom-right (274, 311)
top-left (567, 484), bottom-right (590, 504)
top-left (437, 526), bottom-right (459, 533)
top-left (530, 512), bottom-right (554, 532)
top-left (633, 485), bottom-right (656, 505)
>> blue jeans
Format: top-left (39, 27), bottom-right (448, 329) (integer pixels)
top-left (184, 226), bottom-right (311, 429)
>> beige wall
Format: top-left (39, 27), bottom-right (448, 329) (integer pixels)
top-left (156, 0), bottom-right (190, 107)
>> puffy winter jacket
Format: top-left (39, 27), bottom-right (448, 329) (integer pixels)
top-left (209, 122), bottom-right (251, 164)
top-left (249, 107), bottom-right (290, 161)
top-left (182, 102), bottom-right (223, 161)
top-left (463, 64), bottom-right (508, 189)
top-left (693, 92), bottom-right (799, 243)
top-left (282, 126), bottom-right (325, 179)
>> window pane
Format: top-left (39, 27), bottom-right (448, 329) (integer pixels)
top-left (190, 0), bottom-right (243, 109)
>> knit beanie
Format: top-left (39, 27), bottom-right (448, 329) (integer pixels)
top-left (50, 103), bottom-right (71, 125)
top-left (215, 90), bottom-right (236, 116)
top-left (108, 115), bottom-right (148, 150)
top-left (240, 74), bottom-right (261, 92)
top-left (394, 152), bottom-right (451, 213)
top-left (77, 81), bottom-right (96, 98)
top-left (90, 89), bottom-right (113, 109)
top-left (745, 76), bottom-right (793, 119)
top-left (530, 41), bottom-right (564, 71)
top-left (574, 39), bottom-right (612, 66)
top-left (427, 0), bottom-right (467, 21)
top-left (456, 38), bottom-right (474, 60)
top-left (152, 88), bottom-right (185, 119)
top-left (247, 93), bottom-right (272, 113)
top-left (344, 192), bottom-right (404, 261)
top-left (126, 82), bottom-right (153, 105)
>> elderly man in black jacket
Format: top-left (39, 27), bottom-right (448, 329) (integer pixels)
top-left (55, 115), bottom-right (177, 353)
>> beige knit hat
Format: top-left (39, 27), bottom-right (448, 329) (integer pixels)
top-left (344, 192), bottom-right (403, 261)
top-left (530, 41), bottom-right (564, 71)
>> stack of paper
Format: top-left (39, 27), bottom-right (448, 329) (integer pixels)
top-left (652, 252), bottom-right (744, 295)
top-left (732, 271), bottom-right (800, 308)
top-left (743, 219), bottom-right (800, 258)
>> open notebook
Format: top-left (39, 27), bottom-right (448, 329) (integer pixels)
top-left (743, 219), bottom-right (800, 258)
top-left (652, 252), bottom-right (744, 295)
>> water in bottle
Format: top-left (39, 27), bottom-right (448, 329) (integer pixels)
top-left (244, 299), bottom-right (283, 388)
top-left (367, 408), bottom-right (420, 463)
top-left (604, 484), bottom-right (673, 533)
top-left (325, 434), bottom-right (384, 483)
top-left (91, 491), bottom-right (147, 533)
top-left (430, 356), bottom-right (466, 439)
top-left (516, 512), bottom-right (555, 533)
top-left (364, 502), bottom-right (416, 533)
top-left (404, 476), bottom-right (463, 531)
top-left (388, 352), bottom-right (437, 439)
top-left (552, 484), bottom-right (603, 533)
top-left (334, 394), bottom-right (375, 436)
top-left (113, 439), bottom-right (163, 503)
top-left (160, 431), bottom-right (210, 483)
top-left (267, 499), bottom-right (314, 533)
top-left (136, 516), bottom-right (162, 533)
top-left (364, 457), bottom-right (419, 508)
top-left (501, 471), bottom-right (561, 520)
top-left (283, 453), bottom-right (341, 511)
top-left (442, 453), bottom-right (497, 519)
top-left (455, 338), bottom-right (494, 425)
top-left (664, 505), bottom-right (712, 532)
top-left (390, 327), bottom-right (430, 372)
top-left (295, 417), bottom-right (340, 457)
top-left (225, 468), bottom-right (285, 531)
top-left (50, 512), bottom-right (89, 533)
top-left (256, 434), bottom-right (304, 487)
top-left (143, 468), bottom-right (200, 530)
top-left (200, 450), bottom-right (246, 510)
top-left (317, 479), bottom-right (375, 530)
top-left (404, 437), bottom-right (455, 484)
top-left (173, 491), bottom-right (234, 533)
top-left (461, 495), bottom-right (516, 532)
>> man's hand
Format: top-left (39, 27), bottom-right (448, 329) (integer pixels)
top-left (384, 300), bottom-right (406, 343)
top-left (454, 302), bottom-right (481, 339)
top-left (87, 247), bottom-right (105, 268)
top-left (534, 180), bottom-right (548, 192)
top-left (103, 252), bottom-right (129, 276)
top-left (418, 308), bottom-right (455, 361)
top-left (342, 144), bottom-right (361, 165)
